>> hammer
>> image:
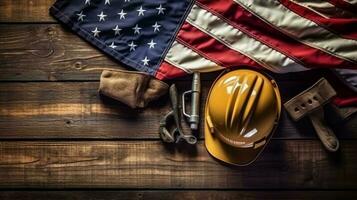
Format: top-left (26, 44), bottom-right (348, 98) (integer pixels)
top-left (284, 78), bottom-right (340, 152)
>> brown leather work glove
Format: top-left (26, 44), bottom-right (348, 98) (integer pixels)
top-left (99, 69), bottom-right (169, 109)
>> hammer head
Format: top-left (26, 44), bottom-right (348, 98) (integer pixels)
top-left (284, 78), bottom-right (336, 121)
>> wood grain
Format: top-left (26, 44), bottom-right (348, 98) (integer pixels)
top-left (1, 82), bottom-right (354, 139)
top-left (0, 0), bottom-right (55, 22)
top-left (0, 140), bottom-right (356, 189)
top-left (0, 24), bottom-right (123, 81)
top-left (1, 191), bottom-right (356, 200)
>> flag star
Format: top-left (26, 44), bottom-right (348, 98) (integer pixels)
top-left (105, 0), bottom-right (110, 5)
top-left (147, 40), bottom-right (156, 49)
top-left (152, 22), bottom-right (161, 32)
top-left (118, 9), bottom-right (127, 19)
top-left (97, 11), bottom-right (107, 22)
top-left (133, 24), bottom-right (142, 34)
top-left (85, 0), bottom-right (90, 5)
top-left (92, 27), bottom-right (101, 37)
top-left (137, 6), bottom-right (146, 16)
top-left (109, 42), bottom-right (117, 49)
top-left (124, 0), bottom-right (130, 2)
top-left (77, 11), bottom-right (86, 21)
top-left (156, 4), bottom-right (166, 15)
top-left (128, 41), bottom-right (137, 51)
top-left (141, 57), bottom-right (150, 66)
top-left (112, 25), bottom-right (122, 35)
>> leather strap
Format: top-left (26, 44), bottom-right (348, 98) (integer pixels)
top-left (284, 78), bottom-right (339, 152)
top-left (308, 107), bottom-right (339, 152)
top-left (284, 78), bottom-right (336, 121)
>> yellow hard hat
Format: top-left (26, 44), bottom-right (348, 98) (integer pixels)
top-left (205, 69), bottom-right (281, 166)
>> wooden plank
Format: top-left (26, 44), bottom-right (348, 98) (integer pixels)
top-left (1, 191), bottom-right (356, 200)
top-left (0, 0), bottom-right (55, 23)
top-left (0, 81), bottom-right (168, 139)
top-left (0, 140), bottom-right (356, 189)
top-left (0, 24), bottom-right (122, 81)
top-left (1, 82), bottom-right (355, 139)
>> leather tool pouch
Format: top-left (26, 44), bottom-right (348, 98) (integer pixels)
top-left (284, 78), bottom-right (339, 152)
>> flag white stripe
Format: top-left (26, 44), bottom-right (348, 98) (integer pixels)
top-left (290, 0), bottom-right (356, 18)
top-left (343, 0), bottom-right (357, 5)
top-left (164, 41), bottom-right (223, 73)
top-left (186, 4), bottom-right (308, 73)
top-left (234, 0), bottom-right (357, 63)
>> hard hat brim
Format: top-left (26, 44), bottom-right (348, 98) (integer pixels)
top-left (204, 122), bottom-right (275, 166)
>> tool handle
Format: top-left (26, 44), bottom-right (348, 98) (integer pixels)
top-left (182, 90), bottom-right (192, 119)
top-left (308, 107), bottom-right (339, 152)
top-left (182, 73), bottom-right (201, 130)
top-left (182, 90), bottom-right (200, 130)
top-left (190, 73), bottom-right (200, 130)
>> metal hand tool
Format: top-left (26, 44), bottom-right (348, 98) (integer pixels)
top-left (182, 72), bottom-right (201, 130)
top-left (159, 84), bottom-right (197, 145)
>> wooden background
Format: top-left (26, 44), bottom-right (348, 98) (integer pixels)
top-left (0, 0), bottom-right (357, 199)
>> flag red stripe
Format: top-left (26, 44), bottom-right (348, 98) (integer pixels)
top-left (327, 0), bottom-right (357, 15)
top-left (177, 22), bottom-right (261, 69)
top-left (279, 0), bottom-right (357, 40)
top-left (333, 96), bottom-right (357, 107)
top-left (196, 0), bottom-right (357, 69)
top-left (155, 61), bottom-right (187, 80)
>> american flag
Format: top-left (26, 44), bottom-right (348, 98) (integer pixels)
top-left (50, 0), bottom-right (357, 80)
